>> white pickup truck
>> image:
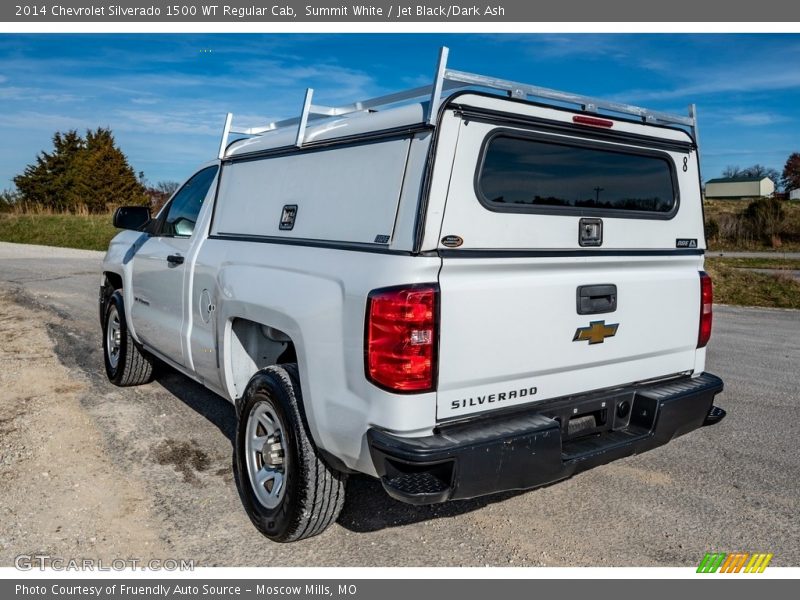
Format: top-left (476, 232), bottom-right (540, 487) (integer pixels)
top-left (100, 48), bottom-right (725, 542)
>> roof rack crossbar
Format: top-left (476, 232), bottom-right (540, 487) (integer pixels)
top-left (443, 68), bottom-right (695, 128)
top-left (218, 46), bottom-right (697, 158)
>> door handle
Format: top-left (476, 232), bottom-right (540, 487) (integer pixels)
top-left (167, 254), bottom-right (184, 265)
top-left (577, 284), bottom-right (617, 315)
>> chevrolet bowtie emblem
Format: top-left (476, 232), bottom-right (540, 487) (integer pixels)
top-left (573, 320), bottom-right (619, 344)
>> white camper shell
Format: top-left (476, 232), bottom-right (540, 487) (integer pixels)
top-left (101, 48), bottom-right (725, 542)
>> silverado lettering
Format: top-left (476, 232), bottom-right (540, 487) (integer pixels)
top-left (451, 387), bottom-right (538, 410)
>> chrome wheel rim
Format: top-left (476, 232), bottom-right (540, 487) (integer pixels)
top-left (106, 305), bottom-right (121, 370)
top-left (245, 401), bottom-right (288, 509)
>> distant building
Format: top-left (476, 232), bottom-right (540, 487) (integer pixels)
top-left (704, 176), bottom-right (775, 200)
top-left (790, 188), bottom-right (800, 201)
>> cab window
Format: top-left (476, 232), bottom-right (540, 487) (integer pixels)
top-left (159, 166), bottom-right (218, 237)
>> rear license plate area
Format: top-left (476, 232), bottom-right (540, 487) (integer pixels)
top-left (544, 391), bottom-right (635, 443)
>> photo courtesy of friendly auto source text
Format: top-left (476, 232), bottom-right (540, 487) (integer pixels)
top-left (0, 0), bottom-right (799, 595)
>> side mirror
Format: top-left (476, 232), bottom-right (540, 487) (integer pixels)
top-left (113, 206), bottom-right (151, 231)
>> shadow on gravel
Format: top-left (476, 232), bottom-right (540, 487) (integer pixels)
top-left (154, 369), bottom-right (237, 443)
top-left (337, 475), bottom-right (525, 533)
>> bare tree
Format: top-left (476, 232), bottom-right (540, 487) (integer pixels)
top-left (156, 180), bottom-right (180, 197)
top-left (145, 180), bottom-right (181, 212)
top-left (721, 164), bottom-right (781, 189)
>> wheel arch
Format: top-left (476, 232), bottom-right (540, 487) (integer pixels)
top-left (224, 316), bottom-right (299, 410)
top-left (100, 271), bottom-right (124, 325)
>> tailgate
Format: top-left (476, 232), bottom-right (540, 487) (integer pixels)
top-left (433, 97), bottom-right (706, 420)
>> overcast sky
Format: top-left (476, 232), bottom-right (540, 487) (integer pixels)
top-left (1, 34), bottom-right (798, 190)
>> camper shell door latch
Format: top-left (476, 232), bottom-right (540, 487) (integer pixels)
top-left (579, 217), bottom-right (603, 247)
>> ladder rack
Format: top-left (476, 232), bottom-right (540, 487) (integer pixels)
top-left (218, 46), bottom-right (699, 160)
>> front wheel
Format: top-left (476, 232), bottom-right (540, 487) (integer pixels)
top-left (102, 290), bottom-right (154, 386)
top-left (235, 364), bottom-right (346, 542)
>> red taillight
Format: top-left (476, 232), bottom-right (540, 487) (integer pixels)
top-left (573, 115), bottom-right (614, 128)
top-left (698, 272), bottom-right (713, 348)
top-left (365, 284), bottom-right (438, 393)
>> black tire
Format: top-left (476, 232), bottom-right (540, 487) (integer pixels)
top-left (235, 364), bottom-right (346, 542)
top-left (102, 290), bottom-right (155, 386)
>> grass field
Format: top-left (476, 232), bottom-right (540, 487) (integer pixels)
top-left (705, 260), bottom-right (800, 310)
top-left (707, 257), bottom-right (800, 270)
top-left (0, 213), bottom-right (119, 252)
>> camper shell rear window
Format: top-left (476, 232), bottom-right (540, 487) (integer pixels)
top-left (475, 130), bottom-right (679, 219)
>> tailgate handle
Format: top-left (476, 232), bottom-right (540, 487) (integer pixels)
top-left (577, 284), bottom-right (617, 315)
top-left (167, 254), bottom-right (185, 265)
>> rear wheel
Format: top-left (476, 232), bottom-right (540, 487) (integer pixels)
top-left (102, 291), bottom-right (154, 386)
top-left (235, 364), bottom-right (346, 542)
